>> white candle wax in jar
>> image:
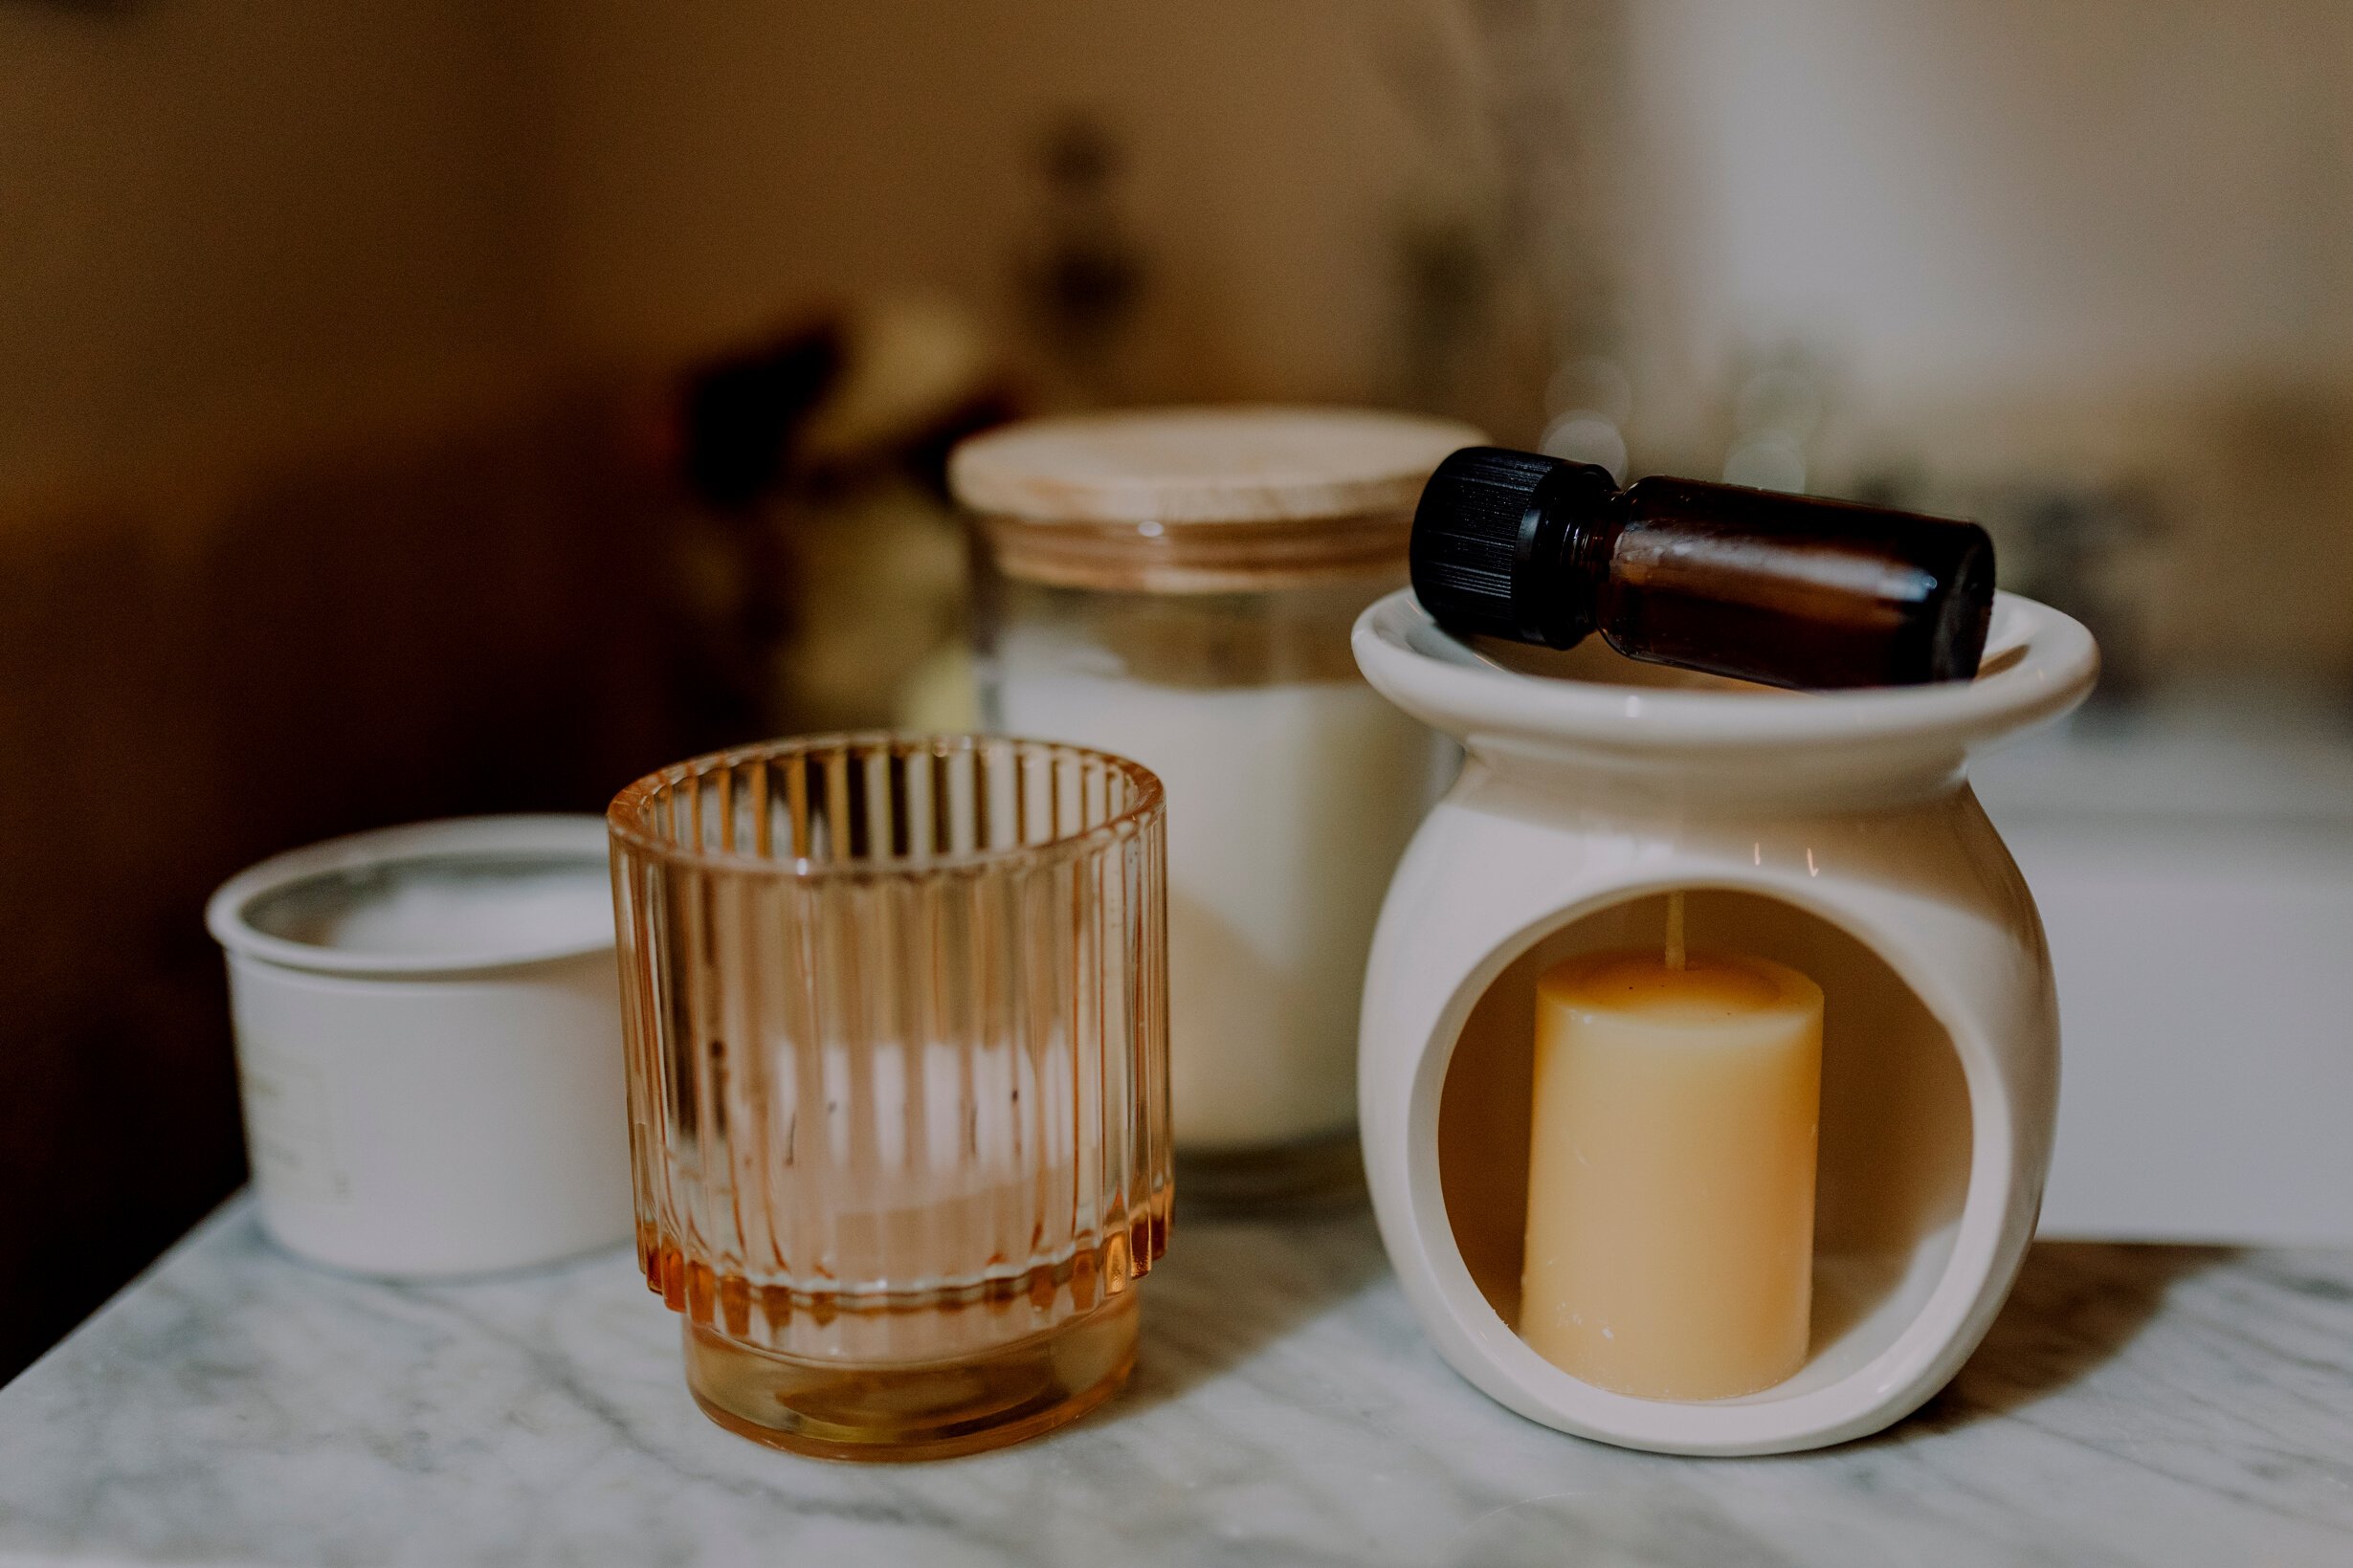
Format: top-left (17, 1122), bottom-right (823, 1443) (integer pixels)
top-left (289, 860), bottom-right (615, 956)
top-left (995, 660), bottom-right (1435, 1149)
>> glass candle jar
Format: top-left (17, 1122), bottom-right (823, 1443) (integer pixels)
top-left (609, 735), bottom-right (1170, 1460)
top-left (950, 408), bottom-right (1481, 1208)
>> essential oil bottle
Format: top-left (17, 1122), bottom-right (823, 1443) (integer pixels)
top-left (1410, 448), bottom-right (1996, 689)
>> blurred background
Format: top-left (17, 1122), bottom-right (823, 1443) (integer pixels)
top-left (6, 0), bottom-right (2352, 1376)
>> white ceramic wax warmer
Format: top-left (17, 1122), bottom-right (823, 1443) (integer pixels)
top-left (1353, 588), bottom-right (2098, 1455)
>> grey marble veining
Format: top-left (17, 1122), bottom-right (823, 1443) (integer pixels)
top-left (2, 1198), bottom-right (2349, 1568)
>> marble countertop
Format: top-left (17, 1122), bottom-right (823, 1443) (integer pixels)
top-left (3, 1198), bottom-right (2349, 1568)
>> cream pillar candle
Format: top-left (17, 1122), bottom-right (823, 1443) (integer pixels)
top-left (1520, 908), bottom-right (1825, 1401)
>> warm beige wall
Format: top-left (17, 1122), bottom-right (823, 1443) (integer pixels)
top-left (0, 0), bottom-right (542, 510)
top-left (526, 0), bottom-right (1507, 414)
top-left (1612, 0), bottom-right (2353, 674)
top-left (1624, 0), bottom-right (2353, 433)
top-left (1618, 0), bottom-right (2353, 455)
top-left (14, 0), bottom-right (2353, 485)
top-left (8, 0), bottom-right (2351, 673)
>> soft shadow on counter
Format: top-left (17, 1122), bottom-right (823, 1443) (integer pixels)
top-left (1893, 1239), bottom-right (2238, 1437)
top-left (1100, 1203), bottom-right (1393, 1422)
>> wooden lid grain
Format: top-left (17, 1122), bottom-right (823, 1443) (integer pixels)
top-left (949, 406), bottom-right (1484, 591)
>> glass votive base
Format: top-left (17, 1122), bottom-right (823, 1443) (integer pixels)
top-left (683, 1292), bottom-right (1138, 1462)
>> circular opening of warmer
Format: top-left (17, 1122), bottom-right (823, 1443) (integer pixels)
top-left (1432, 887), bottom-right (1974, 1404)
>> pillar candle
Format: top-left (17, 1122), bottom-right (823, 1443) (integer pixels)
top-left (1520, 924), bottom-right (1824, 1401)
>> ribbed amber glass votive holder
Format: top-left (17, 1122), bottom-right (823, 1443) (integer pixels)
top-left (608, 734), bottom-right (1170, 1460)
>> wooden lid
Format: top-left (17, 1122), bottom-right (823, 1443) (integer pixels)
top-left (949, 406), bottom-right (1484, 591)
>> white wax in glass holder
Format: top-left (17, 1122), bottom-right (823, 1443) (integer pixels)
top-left (993, 635), bottom-right (1438, 1152)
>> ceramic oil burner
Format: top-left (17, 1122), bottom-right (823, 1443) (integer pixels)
top-left (1352, 587), bottom-right (2098, 1456)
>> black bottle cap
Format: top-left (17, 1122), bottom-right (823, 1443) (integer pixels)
top-left (1410, 448), bottom-right (1617, 649)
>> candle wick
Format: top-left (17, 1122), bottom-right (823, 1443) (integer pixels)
top-left (1664, 891), bottom-right (1687, 971)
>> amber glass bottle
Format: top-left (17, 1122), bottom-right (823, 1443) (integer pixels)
top-left (1410, 448), bottom-right (1995, 689)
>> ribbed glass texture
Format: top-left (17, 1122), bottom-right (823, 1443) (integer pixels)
top-left (609, 734), bottom-right (1170, 1366)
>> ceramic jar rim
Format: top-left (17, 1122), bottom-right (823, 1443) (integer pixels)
top-left (1352, 590), bottom-right (2099, 762)
top-left (206, 814), bottom-right (613, 979)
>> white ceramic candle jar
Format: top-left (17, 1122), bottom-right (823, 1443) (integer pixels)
top-left (953, 407), bottom-right (1480, 1208)
top-left (207, 815), bottom-right (633, 1277)
top-left (1352, 588), bottom-right (2098, 1455)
